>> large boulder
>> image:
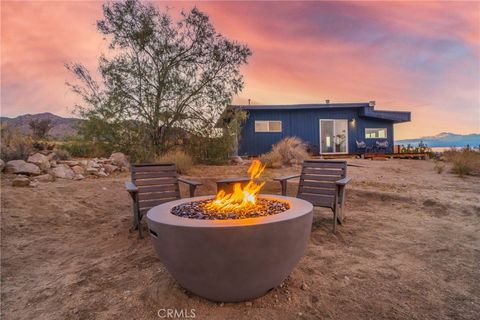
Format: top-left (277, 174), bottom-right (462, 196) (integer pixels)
top-left (27, 153), bottom-right (51, 171)
top-left (5, 160), bottom-right (41, 175)
top-left (50, 164), bottom-right (75, 180)
top-left (109, 152), bottom-right (129, 169)
top-left (12, 176), bottom-right (31, 187)
top-left (0, 159), bottom-right (4, 172)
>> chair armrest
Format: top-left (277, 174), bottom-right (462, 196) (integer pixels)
top-left (335, 177), bottom-right (352, 186)
top-left (273, 174), bottom-right (301, 182)
top-left (178, 177), bottom-right (202, 197)
top-left (125, 181), bottom-right (138, 193)
top-left (274, 174), bottom-right (300, 196)
top-left (178, 177), bottom-right (202, 186)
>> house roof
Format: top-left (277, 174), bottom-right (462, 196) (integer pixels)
top-left (228, 102), bottom-right (411, 123)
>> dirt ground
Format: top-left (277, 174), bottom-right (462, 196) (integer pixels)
top-left (1, 159), bottom-right (479, 320)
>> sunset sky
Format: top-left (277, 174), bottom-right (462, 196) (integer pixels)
top-left (1, 1), bottom-right (479, 139)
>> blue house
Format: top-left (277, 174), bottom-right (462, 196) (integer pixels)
top-left (225, 102), bottom-right (410, 156)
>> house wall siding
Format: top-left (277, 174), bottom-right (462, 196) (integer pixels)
top-left (238, 108), bottom-right (394, 155)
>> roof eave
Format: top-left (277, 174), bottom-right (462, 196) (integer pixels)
top-left (360, 108), bottom-right (411, 123)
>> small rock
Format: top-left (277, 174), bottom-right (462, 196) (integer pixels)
top-left (50, 164), bottom-right (75, 180)
top-left (71, 165), bottom-right (84, 175)
top-left (0, 159), bottom-right (5, 172)
top-left (95, 169), bottom-right (108, 177)
top-left (298, 312), bottom-right (303, 316)
top-left (109, 152), bottom-right (129, 168)
top-left (87, 160), bottom-right (100, 169)
top-left (27, 153), bottom-right (50, 171)
top-left (300, 283), bottom-right (309, 291)
top-left (5, 160), bottom-right (41, 175)
top-left (245, 301), bottom-right (252, 306)
top-left (219, 302), bottom-right (224, 307)
top-left (36, 174), bottom-right (55, 182)
top-left (29, 181), bottom-right (39, 188)
top-left (73, 174), bottom-right (85, 181)
top-left (103, 164), bottom-right (118, 174)
top-left (230, 156), bottom-right (244, 164)
top-left (86, 167), bottom-right (99, 174)
top-left (57, 160), bottom-right (80, 167)
top-left (12, 176), bottom-right (31, 187)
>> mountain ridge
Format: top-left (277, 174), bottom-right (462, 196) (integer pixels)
top-left (0, 112), bottom-right (81, 138)
top-left (396, 132), bottom-right (480, 148)
top-left (1, 112), bottom-right (478, 146)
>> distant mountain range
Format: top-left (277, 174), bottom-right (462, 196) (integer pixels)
top-left (0, 112), bottom-right (81, 138)
top-left (1, 113), bottom-right (478, 147)
top-left (396, 132), bottom-right (480, 148)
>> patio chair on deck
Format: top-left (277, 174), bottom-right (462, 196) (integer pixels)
top-left (274, 160), bottom-right (351, 233)
top-left (125, 163), bottom-right (202, 238)
top-left (375, 140), bottom-right (389, 153)
top-left (355, 139), bottom-right (372, 155)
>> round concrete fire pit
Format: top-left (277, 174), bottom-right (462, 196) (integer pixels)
top-left (146, 195), bottom-right (313, 302)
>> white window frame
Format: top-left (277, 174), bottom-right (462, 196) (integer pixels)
top-left (365, 128), bottom-right (387, 139)
top-left (319, 119), bottom-right (349, 154)
top-left (254, 120), bottom-right (282, 133)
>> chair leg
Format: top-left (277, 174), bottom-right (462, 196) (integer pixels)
top-left (332, 206), bottom-right (338, 234)
top-left (137, 211), bottom-right (144, 238)
top-left (280, 181), bottom-right (287, 196)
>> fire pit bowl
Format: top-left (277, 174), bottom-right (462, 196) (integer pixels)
top-left (146, 195), bottom-right (313, 302)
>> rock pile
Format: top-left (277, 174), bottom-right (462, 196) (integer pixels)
top-left (0, 151), bottom-right (129, 187)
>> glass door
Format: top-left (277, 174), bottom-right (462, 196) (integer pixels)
top-left (319, 119), bottom-right (348, 153)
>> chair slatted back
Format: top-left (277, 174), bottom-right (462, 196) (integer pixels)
top-left (297, 160), bottom-right (347, 209)
top-left (131, 163), bottom-right (181, 214)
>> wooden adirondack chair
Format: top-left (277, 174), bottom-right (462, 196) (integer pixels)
top-left (125, 163), bottom-right (202, 238)
top-left (274, 160), bottom-right (351, 233)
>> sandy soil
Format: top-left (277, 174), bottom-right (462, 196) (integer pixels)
top-left (1, 159), bottom-right (479, 320)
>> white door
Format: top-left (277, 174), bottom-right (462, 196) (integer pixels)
top-left (319, 119), bottom-right (348, 154)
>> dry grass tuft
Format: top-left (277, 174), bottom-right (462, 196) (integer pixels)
top-left (261, 137), bottom-right (309, 168)
top-left (156, 149), bottom-right (193, 174)
top-left (443, 148), bottom-right (480, 177)
top-left (0, 126), bottom-right (34, 161)
top-left (433, 161), bottom-right (445, 174)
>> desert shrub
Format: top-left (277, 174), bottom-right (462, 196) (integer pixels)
top-left (156, 150), bottom-right (193, 174)
top-left (0, 126), bottom-right (34, 161)
top-left (58, 140), bottom-right (112, 158)
top-left (261, 137), bottom-right (309, 168)
top-left (53, 148), bottom-right (71, 160)
top-left (58, 141), bottom-right (95, 158)
top-left (443, 148), bottom-right (480, 177)
top-left (186, 135), bottom-right (233, 165)
top-left (261, 151), bottom-right (283, 169)
top-left (433, 161), bottom-right (444, 174)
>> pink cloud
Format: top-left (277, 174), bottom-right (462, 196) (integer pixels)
top-left (1, 1), bottom-right (478, 139)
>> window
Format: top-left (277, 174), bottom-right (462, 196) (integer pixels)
top-left (365, 128), bottom-right (387, 139)
top-left (255, 121), bottom-right (282, 133)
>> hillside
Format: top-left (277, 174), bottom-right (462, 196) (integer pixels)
top-left (0, 112), bottom-right (81, 139)
top-left (396, 132), bottom-right (480, 148)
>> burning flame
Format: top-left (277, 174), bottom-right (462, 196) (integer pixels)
top-left (205, 160), bottom-right (266, 212)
